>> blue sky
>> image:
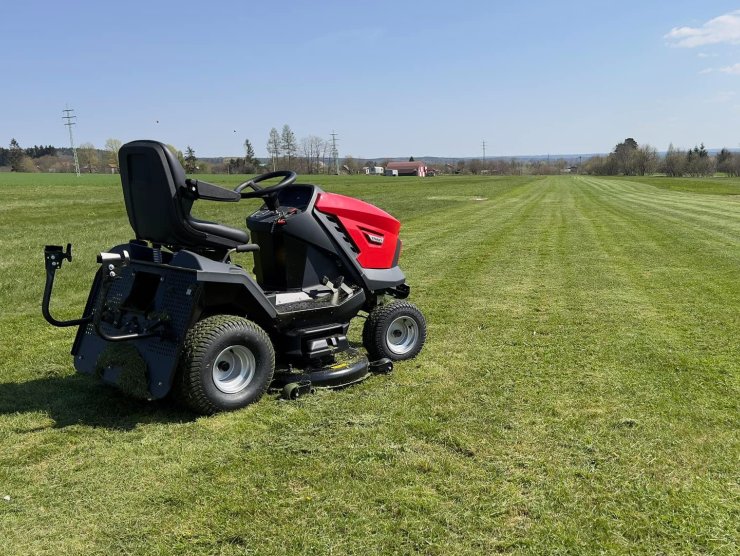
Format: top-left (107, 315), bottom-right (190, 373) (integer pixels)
top-left (1, 1), bottom-right (739, 158)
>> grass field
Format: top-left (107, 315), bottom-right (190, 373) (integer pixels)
top-left (0, 172), bottom-right (738, 554)
top-left (608, 175), bottom-right (740, 196)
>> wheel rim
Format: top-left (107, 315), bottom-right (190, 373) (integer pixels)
top-left (212, 345), bottom-right (256, 394)
top-left (385, 316), bottom-right (419, 355)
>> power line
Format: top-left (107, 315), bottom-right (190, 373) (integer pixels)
top-left (62, 106), bottom-right (80, 176)
top-left (330, 131), bottom-right (339, 175)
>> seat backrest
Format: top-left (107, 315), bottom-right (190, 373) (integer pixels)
top-left (118, 140), bottom-right (199, 247)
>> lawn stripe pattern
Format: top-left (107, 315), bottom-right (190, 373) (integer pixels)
top-left (0, 173), bottom-right (737, 554)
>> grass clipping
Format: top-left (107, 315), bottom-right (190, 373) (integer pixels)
top-left (95, 343), bottom-right (150, 400)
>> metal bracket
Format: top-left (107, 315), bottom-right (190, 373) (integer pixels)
top-left (42, 243), bottom-right (93, 328)
top-left (45, 243), bottom-right (72, 272)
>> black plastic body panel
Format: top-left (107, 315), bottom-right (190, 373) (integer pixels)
top-left (70, 241), bottom-right (375, 397)
top-left (247, 184), bottom-right (406, 295)
top-left (72, 244), bottom-right (199, 400)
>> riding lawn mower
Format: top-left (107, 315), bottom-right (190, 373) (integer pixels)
top-left (42, 140), bottom-right (426, 414)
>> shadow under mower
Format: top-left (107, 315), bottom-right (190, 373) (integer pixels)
top-left (42, 140), bottom-right (426, 414)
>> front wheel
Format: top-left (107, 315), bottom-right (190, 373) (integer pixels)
top-left (363, 301), bottom-right (427, 361)
top-left (176, 315), bottom-right (275, 415)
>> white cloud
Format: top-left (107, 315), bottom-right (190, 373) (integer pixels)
top-left (665, 10), bottom-right (740, 47)
top-left (719, 63), bottom-right (740, 74)
top-left (697, 52), bottom-right (718, 58)
top-left (699, 63), bottom-right (740, 75)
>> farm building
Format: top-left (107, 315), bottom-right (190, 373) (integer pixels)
top-left (362, 166), bottom-right (384, 175)
top-left (385, 161), bottom-right (427, 177)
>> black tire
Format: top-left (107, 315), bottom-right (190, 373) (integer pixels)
top-left (176, 315), bottom-right (275, 415)
top-left (363, 301), bottom-right (427, 361)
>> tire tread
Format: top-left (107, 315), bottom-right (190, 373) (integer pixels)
top-left (363, 300), bottom-right (426, 361)
top-left (176, 315), bottom-right (274, 415)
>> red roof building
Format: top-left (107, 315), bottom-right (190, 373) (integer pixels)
top-left (385, 161), bottom-right (427, 177)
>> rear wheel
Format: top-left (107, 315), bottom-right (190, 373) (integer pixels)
top-left (176, 315), bottom-right (275, 415)
top-left (363, 301), bottom-right (427, 361)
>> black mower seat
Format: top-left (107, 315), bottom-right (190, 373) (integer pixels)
top-left (189, 217), bottom-right (249, 244)
top-left (119, 140), bottom-right (250, 252)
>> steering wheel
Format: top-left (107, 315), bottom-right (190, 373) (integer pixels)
top-left (234, 170), bottom-right (297, 198)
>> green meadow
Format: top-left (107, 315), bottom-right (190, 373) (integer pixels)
top-left (0, 172), bottom-right (738, 554)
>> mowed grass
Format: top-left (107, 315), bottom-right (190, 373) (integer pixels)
top-left (609, 175), bottom-right (740, 196)
top-left (0, 172), bottom-right (738, 554)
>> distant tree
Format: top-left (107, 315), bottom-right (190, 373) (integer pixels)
top-left (105, 138), bottom-right (122, 167)
top-left (409, 156), bottom-right (415, 162)
top-left (78, 143), bottom-right (99, 173)
top-left (468, 158), bottom-right (484, 174)
top-left (24, 145), bottom-right (57, 158)
top-left (581, 155), bottom-right (604, 175)
top-left (184, 146), bottom-right (197, 173)
top-left (266, 128), bottom-right (281, 171)
top-left (244, 139), bottom-right (255, 161)
top-left (613, 138), bottom-right (638, 175)
top-left (319, 137), bottom-right (330, 173)
top-left (342, 155), bottom-right (362, 174)
top-left (717, 148), bottom-right (735, 175)
top-left (716, 148), bottom-right (731, 163)
top-left (724, 153), bottom-right (740, 177)
top-left (633, 144), bottom-right (658, 176)
top-left (685, 143), bottom-right (713, 177)
top-left (689, 143), bottom-right (715, 176)
top-left (8, 138), bottom-right (24, 171)
top-left (716, 148), bottom-right (732, 168)
top-left (18, 156), bottom-right (37, 172)
top-left (243, 139), bottom-right (260, 173)
top-left (300, 135), bottom-right (326, 174)
top-left (663, 144), bottom-right (685, 177)
top-left (35, 154), bottom-right (62, 173)
top-left (280, 125), bottom-right (297, 169)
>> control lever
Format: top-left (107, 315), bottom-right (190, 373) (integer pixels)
top-left (222, 243), bottom-right (260, 262)
top-left (97, 250), bottom-right (130, 265)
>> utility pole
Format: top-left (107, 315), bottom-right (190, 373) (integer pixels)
top-left (62, 106), bottom-right (80, 176)
top-left (482, 139), bottom-right (486, 160)
top-left (330, 131), bottom-right (339, 175)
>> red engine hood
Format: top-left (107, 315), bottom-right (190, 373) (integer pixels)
top-left (315, 192), bottom-right (401, 269)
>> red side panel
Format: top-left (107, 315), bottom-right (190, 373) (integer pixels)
top-left (315, 192), bottom-right (401, 269)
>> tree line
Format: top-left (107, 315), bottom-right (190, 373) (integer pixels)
top-left (259, 124), bottom-right (331, 175)
top-left (186, 125), bottom-right (338, 175)
top-left (0, 140), bottom-right (58, 171)
top-left (581, 138), bottom-right (740, 177)
top-left (4, 134), bottom-right (740, 177)
top-left (0, 138), bottom-right (125, 173)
